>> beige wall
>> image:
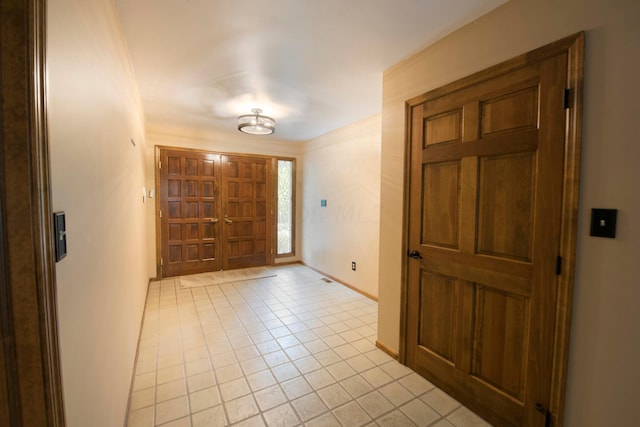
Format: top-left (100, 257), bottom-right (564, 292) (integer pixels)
top-left (47, 0), bottom-right (148, 426)
top-left (301, 114), bottom-right (382, 297)
top-left (144, 125), bottom-right (305, 276)
top-left (378, 0), bottom-right (640, 425)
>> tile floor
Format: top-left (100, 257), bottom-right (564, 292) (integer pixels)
top-left (126, 264), bottom-right (490, 427)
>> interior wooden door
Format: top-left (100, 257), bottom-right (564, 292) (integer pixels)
top-left (221, 155), bottom-right (272, 270)
top-left (405, 45), bottom-right (577, 426)
top-left (159, 149), bottom-right (222, 277)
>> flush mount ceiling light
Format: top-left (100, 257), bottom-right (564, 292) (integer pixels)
top-left (237, 108), bottom-right (275, 135)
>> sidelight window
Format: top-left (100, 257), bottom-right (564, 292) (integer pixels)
top-left (276, 159), bottom-right (295, 255)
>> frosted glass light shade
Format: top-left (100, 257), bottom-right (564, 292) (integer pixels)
top-left (237, 108), bottom-right (275, 135)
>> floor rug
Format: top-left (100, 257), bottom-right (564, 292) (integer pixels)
top-left (178, 266), bottom-right (276, 288)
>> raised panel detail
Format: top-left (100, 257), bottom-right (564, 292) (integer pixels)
top-left (424, 109), bottom-right (462, 147)
top-left (255, 239), bottom-right (266, 254)
top-left (472, 285), bottom-right (529, 400)
top-left (168, 180), bottom-right (181, 197)
top-left (255, 221), bottom-right (266, 236)
top-left (186, 180), bottom-right (198, 197)
top-left (202, 223), bottom-right (214, 240)
top-left (419, 271), bottom-right (457, 362)
top-left (256, 164), bottom-right (266, 180)
top-left (227, 162), bottom-right (239, 179)
top-left (240, 222), bottom-right (252, 237)
top-left (168, 224), bottom-right (181, 241)
top-left (185, 202), bottom-right (198, 219)
top-left (168, 245), bottom-right (182, 263)
top-left (240, 241), bottom-right (254, 257)
top-left (185, 158), bottom-right (198, 176)
top-left (228, 183), bottom-right (239, 198)
top-left (256, 183), bottom-right (266, 199)
top-left (228, 223), bottom-right (239, 239)
top-left (241, 162), bottom-right (254, 179)
top-left (202, 181), bottom-right (214, 197)
top-left (202, 160), bottom-right (215, 177)
top-left (477, 153), bottom-right (535, 261)
top-left (168, 157), bottom-right (181, 175)
top-left (185, 245), bottom-right (199, 262)
top-left (481, 87), bottom-right (539, 136)
top-left (241, 183), bottom-right (254, 198)
top-left (185, 223), bottom-right (199, 240)
top-left (168, 201), bottom-right (181, 219)
top-left (202, 244), bottom-right (215, 260)
top-left (241, 202), bottom-right (253, 217)
top-left (227, 202), bottom-right (239, 217)
top-left (202, 201), bottom-right (214, 218)
top-left (422, 161), bottom-right (460, 249)
top-left (227, 241), bottom-right (239, 257)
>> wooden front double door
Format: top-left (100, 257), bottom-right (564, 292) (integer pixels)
top-left (404, 34), bottom-right (583, 426)
top-left (158, 149), bottom-right (272, 277)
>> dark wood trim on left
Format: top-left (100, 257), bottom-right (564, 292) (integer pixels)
top-left (0, 0), bottom-right (66, 425)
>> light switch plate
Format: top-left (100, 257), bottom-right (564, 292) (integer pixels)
top-left (53, 211), bottom-right (67, 261)
top-left (590, 208), bottom-right (617, 238)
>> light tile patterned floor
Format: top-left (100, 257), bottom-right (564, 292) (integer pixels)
top-left (127, 264), bottom-right (490, 427)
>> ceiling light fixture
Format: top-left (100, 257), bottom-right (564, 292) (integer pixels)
top-left (237, 108), bottom-right (275, 135)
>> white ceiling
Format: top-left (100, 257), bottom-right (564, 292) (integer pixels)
top-left (115, 0), bottom-right (508, 141)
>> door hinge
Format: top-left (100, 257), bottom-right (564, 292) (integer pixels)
top-left (562, 88), bottom-right (571, 109)
top-left (158, 160), bottom-right (162, 169)
top-left (535, 403), bottom-right (551, 427)
top-left (160, 258), bottom-right (164, 266)
top-left (159, 210), bottom-right (162, 218)
top-left (555, 255), bottom-right (562, 275)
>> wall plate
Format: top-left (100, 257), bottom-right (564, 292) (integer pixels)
top-left (590, 208), bottom-right (617, 238)
top-left (53, 211), bottom-right (67, 261)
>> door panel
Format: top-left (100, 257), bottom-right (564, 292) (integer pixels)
top-left (422, 161), bottom-right (461, 249)
top-left (477, 152), bottom-right (536, 261)
top-left (472, 285), bottom-right (530, 400)
top-left (418, 271), bottom-right (458, 362)
top-left (406, 50), bottom-right (569, 426)
top-left (160, 149), bottom-right (222, 276)
top-left (221, 155), bottom-right (271, 270)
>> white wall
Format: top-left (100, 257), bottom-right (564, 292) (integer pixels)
top-left (301, 114), bottom-right (382, 298)
top-left (47, 0), bottom-right (148, 425)
top-left (144, 124), bottom-right (305, 275)
top-left (377, 0), bottom-right (640, 425)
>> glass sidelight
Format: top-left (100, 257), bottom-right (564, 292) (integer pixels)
top-left (277, 159), bottom-right (294, 255)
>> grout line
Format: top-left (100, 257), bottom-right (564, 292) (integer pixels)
top-left (125, 265), bottom-right (484, 427)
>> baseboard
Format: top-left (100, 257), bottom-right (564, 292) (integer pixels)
top-left (124, 277), bottom-right (154, 427)
top-left (272, 260), bottom-right (303, 266)
top-left (376, 340), bottom-right (399, 360)
top-left (301, 262), bottom-right (378, 302)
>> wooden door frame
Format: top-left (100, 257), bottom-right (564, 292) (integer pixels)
top-left (155, 146), bottom-right (287, 278)
top-left (0, 0), bottom-right (66, 425)
top-left (399, 32), bottom-right (584, 426)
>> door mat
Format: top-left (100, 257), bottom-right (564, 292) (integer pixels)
top-left (179, 266), bottom-right (277, 288)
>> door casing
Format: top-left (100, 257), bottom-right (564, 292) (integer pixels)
top-left (399, 32), bottom-right (584, 426)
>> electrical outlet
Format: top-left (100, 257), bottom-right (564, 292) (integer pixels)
top-left (351, 261), bottom-right (356, 271)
